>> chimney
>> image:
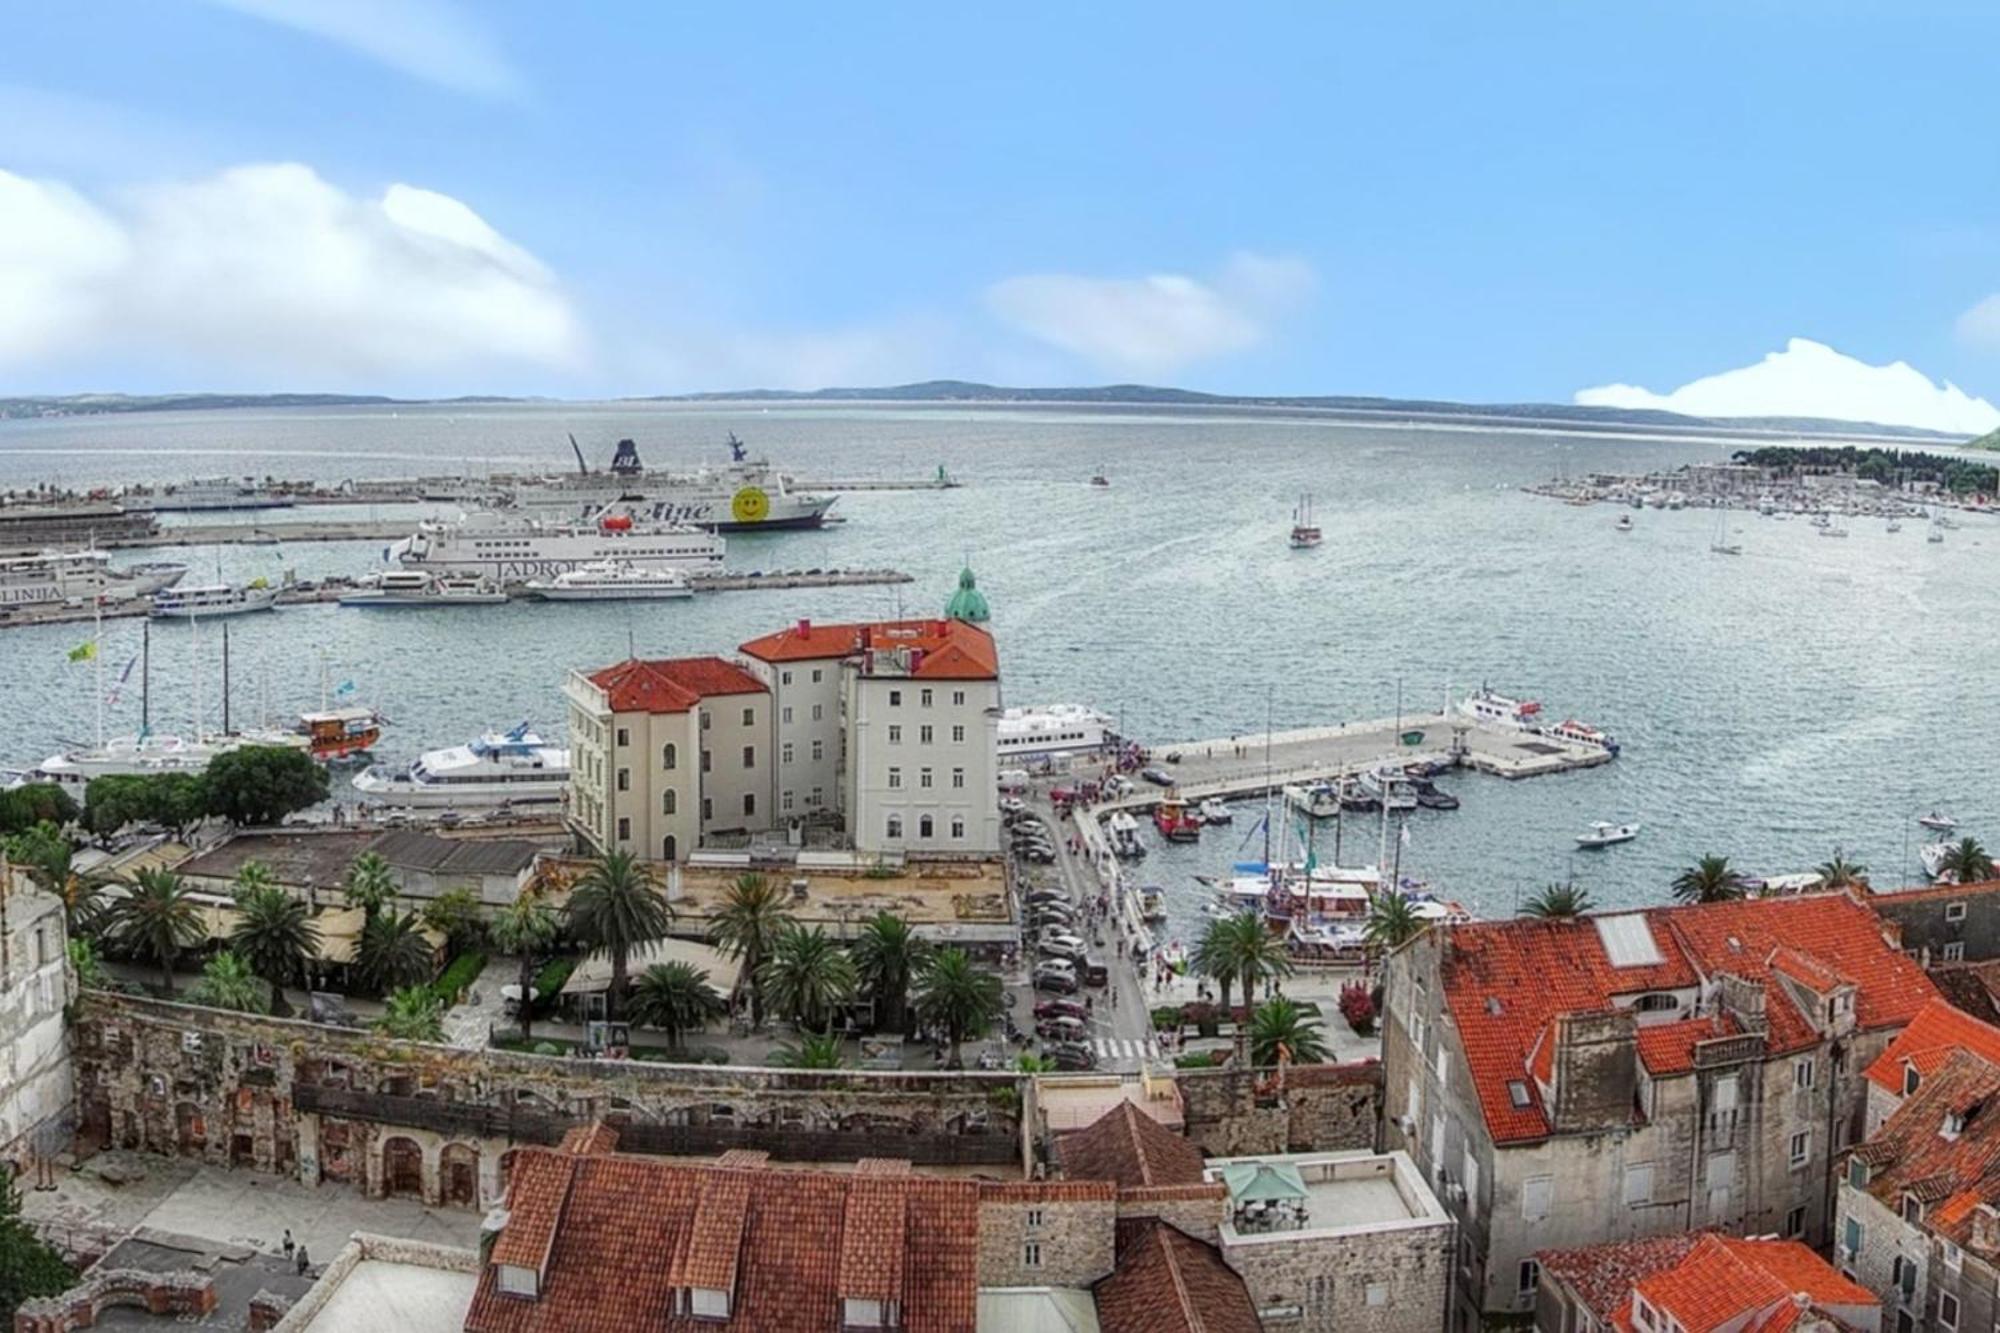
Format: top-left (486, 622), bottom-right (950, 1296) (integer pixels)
top-left (796, 618), bottom-right (812, 636)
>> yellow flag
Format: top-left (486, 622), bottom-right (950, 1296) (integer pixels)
top-left (67, 640), bottom-right (97, 663)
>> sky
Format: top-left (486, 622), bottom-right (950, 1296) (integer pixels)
top-left (4, 2), bottom-right (2000, 428)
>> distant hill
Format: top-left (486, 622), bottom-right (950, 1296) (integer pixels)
top-left (0, 382), bottom-right (1974, 444)
top-left (1969, 425), bottom-right (2000, 451)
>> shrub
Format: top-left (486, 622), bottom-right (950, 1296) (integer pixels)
top-left (1175, 1051), bottom-right (1223, 1069)
top-left (1185, 1001), bottom-right (1220, 1038)
top-left (1338, 981), bottom-right (1377, 1036)
top-left (1150, 1004), bottom-right (1185, 1031)
top-left (531, 956), bottom-right (576, 1013)
top-left (430, 952), bottom-right (488, 1005)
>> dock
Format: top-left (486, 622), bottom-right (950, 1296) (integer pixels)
top-left (794, 476), bottom-right (960, 491)
top-left (104, 518), bottom-right (414, 549)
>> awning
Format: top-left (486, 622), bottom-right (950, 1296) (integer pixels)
top-left (1220, 1161), bottom-right (1308, 1203)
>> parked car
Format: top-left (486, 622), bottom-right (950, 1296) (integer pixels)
top-left (1140, 766), bottom-right (1175, 786)
top-left (1103, 775), bottom-right (1135, 797)
top-left (1027, 913), bottom-right (1077, 935)
top-left (1039, 929), bottom-right (1087, 951)
top-left (1037, 1015), bottom-right (1087, 1041)
top-left (1040, 939), bottom-right (1088, 965)
top-left (1025, 888), bottom-right (1069, 906)
top-left (1033, 966), bottom-right (1079, 994)
top-left (998, 768), bottom-right (1031, 790)
top-left (1018, 845), bottom-right (1056, 864)
top-left (1034, 999), bottom-right (1089, 1022)
top-left (1000, 797), bottom-right (1027, 816)
top-left (1044, 1041), bottom-right (1097, 1071)
top-left (1080, 957), bottom-right (1110, 988)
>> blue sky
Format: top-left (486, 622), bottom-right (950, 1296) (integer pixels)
top-left (4, 1), bottom-right (2000, 415)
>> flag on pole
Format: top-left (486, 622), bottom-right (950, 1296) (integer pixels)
top-left (335, 680), bottom-right (357, 697)
top-left (67, 640), bottom-right (97, 663)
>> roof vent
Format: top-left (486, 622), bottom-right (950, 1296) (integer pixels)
top-left (797, 618), bottom-right (812, 635)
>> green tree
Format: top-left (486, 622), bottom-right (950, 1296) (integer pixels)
top-left (912, 946), bottom-right (1002, 1069)
top-left (773, 1029), bottom-right (845, 1069)
top-left (1194, 916), bottom-right (1239, 1019)
top-left (342, 851), bottom-right (397, 918)
top-left (1249, 996), bottom-right (1330, 1066)
top-left (630, 960), bottom-right (726, 1050)
top-left (488, 896), bottom-right (559, 1045)
top-left (202, 745), bottom-right (329, 825)
top-left (67, 937), bottom-right (107, 990)
top-left (1815, 849), bottom-right (1868, 891)
top-left (144, 773), bottom-right (209, 841)
top-left (230, 883), bottom-right (319, 1016)
top-left (1362, 891), bottom-right (1427, 955)
top-left (1016, 1053), bottom-right (1056, 1073)
top-left (759, 923), bottom-right (858, 1032)
top-left (421, 887), bottom-right (486, 951)
top-left (1205, 910), bottom-right (1290, 1011)
top-left (1671, 855), bottom-right (1748, 905)
top-left (565, 850), bottom-right (673, 1023)
top-left (0, 782), bottom-right (77, 835)
top-left (708, 871), bottom-right (792, 1028)
top-left (1941, 838), bottom-right (1996, 884)
top-left (1520, 883), bottom-right (1595, 920)
top-left (233, 860), bottom-right (275, 896)
top-left (0, 1171), bottom-right (74, 1320)
top-left (189, 951), bottom-right (268, 1013)
top-left (851, 911), bottom-right (930, 1035)
top-left (375, 986), bottom-right (446, 1042)
top-left (5, 822), bottom-right (103, 935)
top-left (106, 868), bottom-right (205, 996)
top-left (82, 775), bottom-right (150, 841)
top-left (353, 909), bottom-right (435, 995)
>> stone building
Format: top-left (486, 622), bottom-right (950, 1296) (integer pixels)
top-left (1177, 1060), bottom-right (1383, 1157)
top-left (172, 828), bottom-right (544, 910)
top-left (0, 872), bottom-right (71, 1167)
top-left (1867, 880), bottom-right (2000, 967)
top-left (1382, 894), bottom-right (1938, 1328)
top-left (1860, 996), bottom-right (2000, 1137)
top-left (1536, 1232), bottom-right (1880, 1332)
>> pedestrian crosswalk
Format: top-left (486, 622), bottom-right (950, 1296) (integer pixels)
top-left (1093, 1037), bottom-right (1163, 1062)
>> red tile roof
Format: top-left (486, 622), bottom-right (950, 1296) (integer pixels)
top-left (1864, 878), bottom-right (2000, 905)
top-left (1442, 895), bottom-right (1938, 1144)
top-left (1853, 1048), bottom-right (2000, 1249)
top-left (1056, 1101), bottom-right (1207, 1188)
top-left (1539, 1233), bottom-right (1707, 1323)
top-left (466, 1141), bottom-right (981, 1332)
top-left (1634, 1013), bottom-right (1742, 1076)
top-left (585, 656), bottom-right (766, 714)
top-left (738, 618), bottom-right (999, 680)
top-left (1541, 1233), bottom-right (1876, 1332)
top-left (1865, 995), bottom-right (2000, 1096)
top-left (1093, 1221), bottom-right (1258, 1333)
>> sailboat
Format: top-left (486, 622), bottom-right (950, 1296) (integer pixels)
top-left (1289, 493), bottom-right (1323, 548)
top-left (1708, 508), bottom-right (1742, 556)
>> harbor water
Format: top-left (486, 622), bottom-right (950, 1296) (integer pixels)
top-left (1, 401), bottom-right (1994, 930)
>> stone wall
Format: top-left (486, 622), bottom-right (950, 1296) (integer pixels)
top-left (1, 879), bottom-right (73, 1164)
top-left (1116, 1184), bottom-right (1226, 1243)
top-left (975, 1183), bottom-right (1116, 1288)
top-left (1868, 884), bottom-right (2000, 966)
top-left (1221, 1218), bottom-right (1455, 1333)
top-left (1179, 1062), bottom-right (1382, 1157)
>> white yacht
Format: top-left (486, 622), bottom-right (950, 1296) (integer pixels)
top-left (525, 560), bottom-right (694, 601)
top-left (995, 704), bottom-right (1118, 760)
top-left (488, 436), bottom-right (836, 531)
top-left (1357, 764), bottom-right (1419, 812)
top-left (352, 725), bottom-right (571, 807)
top-left (391, 508), bottom-right (725, 581)
top-left (1576, 821), bottom-right (1640, 848)
top-left (33, 729), bottom-right (309, 798)
top-left (0, 550), bottom-right (184, 609)
top-left (149, 582), bottom-right (280, 619)
top-left (339, 570), bottom-right (508, 607)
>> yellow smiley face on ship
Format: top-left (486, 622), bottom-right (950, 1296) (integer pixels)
top-left (731, 486), bottom-right (771, 523)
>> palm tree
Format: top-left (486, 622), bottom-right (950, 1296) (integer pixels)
top-left (1672, 855), bottom-right (1748, 905)
top-left (759, 923), bottom-right (858, 1032)
top-left (8, 822), bottom-right (103, 935)
top-left (233, 859), bottom-right (276, 896)
top-left (230, 883), bottom-right (319, 1016)
top-left (565, 851), bottom-right (674, 1022)
top-left (709, 872), bottom-right (793, 1028)
top-left (630, 961), bottom-right (726, 1050)
top-left (108, 868), bottom-right (204, 995)
top-left (773, 1029), bottom-right (845, 1069)
top-left (1195, 917), bottom-right (1239, 1019)
top-left (1215, 910), bottom-right (1291, 1011)
top-left (1016, 1053), bottom-right (1056, 1073)
top-left (343, 851), bottom-right (397, 918)
top-left (353, 909), bottom-right (435, 995)
top-left (1816, 849), bottom-right (1868, 890)
top-left (851, 911), bottom-right (930, 1035)
top-left (1363, 891), bottom-right (1427, 955)
top-left (489, 896), bottom-right (560, 1045)
top-left (912, 947), bottom-right (1002, 1068)
top-left (1249, 996), bottom-right (1329, 1066)
top-left (190, 951), bottom-right (267, 1013)
top-left (1520, 882), bottom-right (1595, 920)
top-left (1941, 838), bottom-right (1996, 885)
top-left (375, 986), bottom-right (445, 1042)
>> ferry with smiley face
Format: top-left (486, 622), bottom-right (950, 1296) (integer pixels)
top-left (494, 435), bottom-right (837, 531)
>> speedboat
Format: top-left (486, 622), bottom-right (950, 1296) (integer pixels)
top-left (1198, 798), bottom-right (1232, 824)
top-left (1920, 812), bottom-right (1958, 833)
top-left (150, 581), bottom-right (280, 618)
top-left (1615, 515), bottom-right (1633, 532)
top-left (527, 559), bottom-right (694, 601)
top-left (1138, 888), bottom-right (1168, 922)
top-left (352, 724), bottom-right (570, 807)
top-left (1357, 764), bottom-right (1419, 812)
top-left (1576, 821), bottom-right (1640, 848)
top-left (1921, 840), bottom-right (1957, 883)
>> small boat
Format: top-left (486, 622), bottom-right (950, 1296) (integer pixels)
top-left (1089, 467), bottom-right (1111, 488)
top-left (1357, 764), bottom-right (1419, 812)
top-left (150, 581), bottom-right (280, 619)
top-left (1576, 821), bottom-right (1640, 848)
top-left (1921, 840), bottom-right (1956, 882)
top-left (1887, 519), bottom-right (1903, 534)
top-left (1920, 812), bottom-right (1958, 833)
top-left (526, 559), bottom-right (694, 601)
top-left (1289, 493), bottom-right (1323, 548)
top-left (1198, 797), bottom-right (1232, 825)
top-left (298, 706), bottom-right (384, 762)
top-left (339, 571), bottom-right (508, 607)
top-left (1138, 889), bottom-right (1168, 923)
top-left (1152, 796), bottom-right (1201, 842)
top-left (1709, 509), bottom-right (1741, 556)
top-left (1200, 901), bottom-right (1234, 920)
top-left (1615, 515), bottom-right (1633, 532)
top-left (1282, 782), bottom-right (1344, 820)
top-left (1818, 525), bottom-right (1849, 539)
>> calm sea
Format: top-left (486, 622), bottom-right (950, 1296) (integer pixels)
top-left (1, 402), bottom-right (1991, 931)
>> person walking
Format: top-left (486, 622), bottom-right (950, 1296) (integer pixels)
top-left (282, 1229), bottom-right (295, 1260)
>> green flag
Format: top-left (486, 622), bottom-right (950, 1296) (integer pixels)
top-left (67, 640), bottom-right (96, 663)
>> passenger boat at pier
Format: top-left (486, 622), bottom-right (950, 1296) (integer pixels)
top-left (351, 725), bottom-right (570, 807)
top-left (526, 560), bottom-right (694, 601)
top-left (149, 581), bottom-right (279, 619)
top-left (1459, 686), bottom-right (1619, 755)
top-left (338, 571), bottom-right (509, 607)
top-left (487, 436), bottom-right (836, 531)
top-left (32, 730), bottom-right (307, 794)
top-left (297, 707), bottom-right (384, 762)
top-left (996, 704), bottom-right (1118, 760)
top-left (0, 550), bottom-right (184, 609)
top-left (1153, 795), bottom-right (1201, 842)
top-left (392, 509), bottom-right (725, 580)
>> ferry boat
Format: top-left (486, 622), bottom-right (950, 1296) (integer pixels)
top-left (1152, 795), bottom-right (1201, 842)
top-left (0, 550), bottom-right (185, 609)
top-left (297, 707), bottom-right (384, 762)
top-left (1542, 718), bottom-right (1620, 755)
top-left (338, 571), bottom-right (509, 607)
top-left (32, 729), bottom-right (309, 797)
top-left (149, 581), bottom-right (280, 619)
top-left (0, 502), bottom-right (159, 551)
top-left (995, 704), bottom-right (1117, 760)
top-left (525, 560), bottom-right (694, 601)
top-left (392, 509), bottom-right (725, 581)
top-left (124, 477), bottom-right (295, 512)
top-left (1289, 494), bottom-right (1323, 548)
top-left (1460, 687), bottom-right (1619, 756)
top-left (489, 436), bottom-right (836, 531)
top-left (351, 725), bottom-right (570, 807)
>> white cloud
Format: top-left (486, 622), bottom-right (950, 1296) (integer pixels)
top-left (199, 0), bottom-right (521, 99)
top-left (1575, 338), bottom-right (2000, 436)
top-left (0, 162), bottom-right (583, 385)
top-left (986, 251), bottom-right (1316, 377)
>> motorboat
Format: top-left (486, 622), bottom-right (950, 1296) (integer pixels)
top-left (1921, 840), bottom-right (1957, 883)
top-left (1615, 515), bottom-right (1633, 532)
top-left (1920, 812), bottom-right (1958, 833)
top-left (1356, 764), bottom-right (1419, 812)
top-left (351, 724), bottom-right (570, 807)
top-left (1818, 525), bottom-right (1849, 539)
top-left (1282, 782), bottom-right (1344, 820)
top-left (338, 570), bottom-right (509, 607)
top-left (149, 581), bottom-right (280, 619)
top-left (1576, 821), bottom-right (1640, 848)
top-left (1089, 467), bottom-right (1110, 488)
top-left (1152, 796), bottom-right (1201, 842)
top-left (1289, 493), bottom-right (1323, 548)
top-left (525, 559), bottom-right (694, 601)
top-left (1138, 889), bottom-right (1167, 922)
top-left (1198, 797), bottom-right (1232, 824)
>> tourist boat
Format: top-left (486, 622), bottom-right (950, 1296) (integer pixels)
top-left (996, 704), bottom-right (1118, 760)
top-left (123, 477), bottom-right (295, 512)
top-left (1199, 798), bottom-right (1232, 824)
top-left (1289, 494), bottom-right (1323, 548)
top-left (1107, 812), bottom-right (1146, 859)
top-left (1356, 764), bottom-right (1419, 812)
top-left (1152, 796), bottom-right (1201, 842)
top-left (1576, 821), bottom-right (1641, 848)
top-left (33, 728), bottom-right (309, 796)
top-left (1920, 812), bottom-right (1958, 833)
top-left (392, 508), bottom-right (726, 580)
top-left (484, 435), bottom-right (836, 531)
top-left (351, 725), bottom-right (570, 807)
top-left (297, 707), bottom-right (384, 762)
top-left (1460, 687), bottom-right (1544, 730)
top-left (338, 570), bottom-right (509, 607)
top-left (1542, 718), bottom-right (1621, 755)
top-left (526, 559), bottom-right (694, 601)
top-left (149, 581), bottom-right (280, 619)
top-left (1615, 514), bottom-right (1633, 531)
top-left (0, 550), bottom-right (184, 609)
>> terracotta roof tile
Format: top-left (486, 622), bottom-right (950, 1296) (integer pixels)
top-left (1864, 995), bottom-right (2000, 1095)
top-left (558, 1123), bottom-right (620, 1156)
top-left (979, 1180), bottom-right (1118, 1203)
top-left (1856, 1049), bottom-right (2000, 1249)
top-left (488, 1151), bottom-right (575, 1274)
top-left (836, 1176), bottom-right (907, 1304)
top-left (1865, 878), bottom-right (2000, 905)
top-left (1542, 1233), bottom-right (1875, 1332)
top-left (1539, 1233), bottom-right (1706, 1323)
top-left (678, 1169), bottom-right (752, 1292)
top-left (1093, 1221), bottom-right (1258, 1333)
top-left (1635, 1013), bottom-right (1742, 1075)
top-left (738, 617), bottom-right (998, 680)
top-left (1056, 1101), bottom-right (1206, 1188)
top-left (585, 656), bottom-right (766, 714)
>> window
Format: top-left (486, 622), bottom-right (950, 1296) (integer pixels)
top-left (743, 794), bottom-right (756, 817)
top-left (1624, 1163), bottom-right (1654, 1206)
top-left (1713, 1072), bottom-right (1740, 1111)
top-left (741, 706), bottom-right (754, 726)
top-left (1462, 1147), bottom-right (1480, 1204)
top-left (782, 742), bottom-right (794, 764)
top-left (952, 724), bottom-right (965, 743)
top-left (701, 798), bottom-right (712, 821)
top-left (1364, 1283), bottom-right (1387, 1307)
top-left (689, 1288), bottom-right (730, 1318)
top-left (812, 739), bottom-right (824, 761)
top-left (742, 745), bottom-right (755, 769)
top-left (781, 670), bottom-right (792, 685)
top-left (844, 1298), bottom-right (891, 1328)
top-left (952, 767), bottom-right (965, 788)
top-left (1904, 1064), bottom-right (1921, 1096)
top-left (921, 688), bottom-right (933, 707)
top-left (616, 767), bottom-right (630, 791)
top-left (1901, 1194), bottom-right (1922, 1223)
top-left (920, 725), bottom-right (933, 744)
top-left (1892, 1255), bottom-right (1916, 1298)
top-left (1635, 992), bottom-right (1678, 1012)
top-left (663, 743), bottom-right (677, 769)
top-left (497, 1264), bottom-right (538, 1297)
top-left (889, 689), bottom-right (902, 706)
top-left (1435, 1044), bottom-right (1448, 1088)
top-left (782, 706), bottom-right (793, 724)
top-left (1521, 1175), bottom-right (1552, 1221)
top-left (662, 790), bottom-right (677, 815)
top-left (811, 668), bottom-right (822, 683)
top-left (616, 816), bottom-right (630, 841)
top-left (1944, 1239), bottom-right (1963, 1270)
top-left (1795, 1057), bottom-right (1815, 1090)
top-left (781, 791), bottom-right (794, 812)
top-left (1705, 1151), bottom-right (1735, 1190)
top-left (920, 815), bottom-right (934, 838)
top-left (1517, 1259), bottom-right (1538, 1296)
top-left (951, 817), bottom-right (964, 839)
top-left (887, 815), bottom-right (903, 839)
top-left (615, 726), bottom-right (629, 747)
top-left (1026, 1207), bottom-right (1043, 1228)
top-left (1507, 1080), bottom-right (1532, 1108)
top-left (812, 703), bottom-right (823, 721)
top-left (702, 749), bottom-right (712, 773)
top-left (1847, 1157), bottom-right (1867, 1188)
top-left (810, 786), bottom-right (823, 806)
top-left (1842, 1216), bottom-right (1862, 1256)
top-left (1022, 1241), bottom-right (1041, 1268)
top-left (1940, 1290), bottom-right (1960, 1329)
top-left (888, 768), bottom-right (902, 789)
top-left (701, 711), bottom-right (711, 730)
top-left (1789, 1130), bottom-right (1810, 1168)
top-left (889, 725), bottom-right (902, 744)
top-left (1784, 1205), bottom-right (1805, 1237)
top-left (1429, 1113), bottom-right (1444, 1168)
top-left (1946, 900), bottom-right (1967, 921)
top-left (952, 690), bottom-right (965, 706)
top-left (920, 767), bottom-right (933, 789)
top-left (1944, 941), bottom-right (1966, 962)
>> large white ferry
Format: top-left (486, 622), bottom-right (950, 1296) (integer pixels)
top-left (0, 550), bottom-right (185, 609)
top-left (995, 704), bottom-right (1118, 759)
top-left (391, 509), bottom-right (725, 581)
top-left (1459, 686), bottom-right (1620, 756)
top-left (352, 725), bottom-right (571, 807)
top-left (150, 582), bottom-right (280, 619)
top-left (525, 560), bottom-right (694, 601)
top-left (491, 436), bottom-right (836, 531)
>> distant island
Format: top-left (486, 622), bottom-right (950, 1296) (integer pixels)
top-left (1971, 425), bottom-right (2000, 452)
top-left (0, 382), bottom-right (1975, 445)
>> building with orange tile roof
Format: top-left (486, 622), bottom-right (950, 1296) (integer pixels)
top-left (1538, 1232), bottom-right (1880, 1332)
top-left (1381, 894), bottom-right (1938, 1326)
top-left (1862, 996), bottom-right (2000, 1136)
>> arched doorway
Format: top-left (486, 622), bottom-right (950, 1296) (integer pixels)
top-left (663, 834), bottom-right (677, 861)
top-left (381, 1137), bottom-right (424, 1199)
top-left (440, 1144), bottom-right (479, 1207)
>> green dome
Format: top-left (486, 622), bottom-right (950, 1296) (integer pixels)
top-left (945, 564), bottom-right (990, 623)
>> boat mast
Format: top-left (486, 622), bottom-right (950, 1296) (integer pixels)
top-left (222, 620), bottom-right (231, 736)
top-left (189, 610), bottom-right (202, 741)
top-left (92, 596), bottom-right (104, 749)
top-left (141, 619), bottom-right (150, 734)
top-left (1260, 686), bottom-right (1274, 870)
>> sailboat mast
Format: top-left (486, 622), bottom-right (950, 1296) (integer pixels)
top-left (222, 621), bottom-right (231, 736)
top-left (190, 612), bottom-right (202, 741)
top-left (141, 620), bottom-right (150, 733)
top-left (92, 597), bottom-right (104, 748)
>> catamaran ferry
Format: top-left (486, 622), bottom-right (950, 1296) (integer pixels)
top-left (488, 436), bottom-right (836, 532)
top-left (1459, 686), bottom-right (1620, 755)
top-left (391, 509), bottom-right (725, 581)
top-left (352, 726), bottom-right (571, 807)
top-left (995, 704), bottom-right (1118, 759)
top-left (0, 550), bottom-right (185, 609)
